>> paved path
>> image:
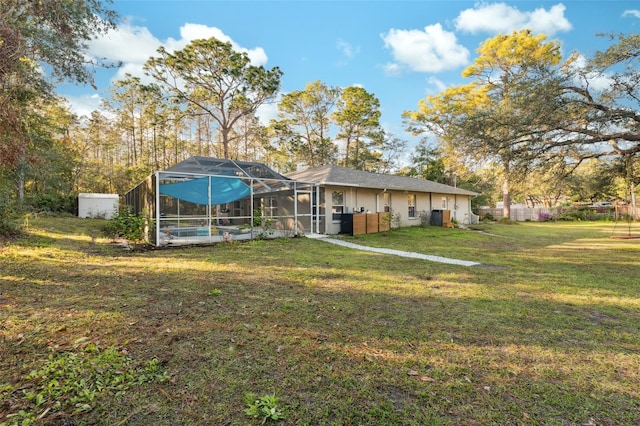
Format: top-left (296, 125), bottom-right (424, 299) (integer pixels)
top-left (307, 235), bottom-right (481, 267)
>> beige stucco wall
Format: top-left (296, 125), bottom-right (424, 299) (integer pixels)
top-left (323, 186), bottom-right (473, 234)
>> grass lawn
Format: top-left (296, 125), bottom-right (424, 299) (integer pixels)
top-left (1, 216), bottom-right (640, 425)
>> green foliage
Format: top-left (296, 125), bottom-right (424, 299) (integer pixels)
top-left (0, 0), bottom-right (119, 186)
top-left (24, 193), bottom-right (75, 214)
top-left (271, 80), bottom-right (340, 168)
top-left (0, 342), bottom-right (169, 425)
top-left (254, 217), bottom-right (275, 240)
top-left (482, 212), bottom-right (495, 221)
top-left (144, 37), bottom-right (282, 159)
top-left (555, 206), bottom-right (613, 222)
top-left (391, 211), bottom-right (402, 228)
top-left (332, 86), bottom-right (385, 171)
top-left (0, 190), bottom-right (21, 236)
top-left (244, 393), bottom-right (285, 423)
top-left (3, 217), bottom-right (640, 424)
top-left (102, 208), bottom-right (148, 244)
top-left (253, 207), bottom-right (264, 227)
top-left (380, 210), bottom-right (402, 232)
top-left (401, 140), bottom-right (448, 183)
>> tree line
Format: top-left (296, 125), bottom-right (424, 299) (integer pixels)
top-left (404, 30), bottom-right (640, 216)
top-left (1, 0), bottom-right (638, 231)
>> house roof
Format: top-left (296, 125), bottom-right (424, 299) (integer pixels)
top-left (286, 164), bottom-right (478, 196)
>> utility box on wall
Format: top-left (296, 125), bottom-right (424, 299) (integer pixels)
top-left (78, 193), bottom-right (119, 219)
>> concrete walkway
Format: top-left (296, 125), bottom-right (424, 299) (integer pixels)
top-left (307, 234), bottom-right (481, 267)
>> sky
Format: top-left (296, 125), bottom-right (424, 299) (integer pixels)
top-left (59, 0), bottom-right (640, 152)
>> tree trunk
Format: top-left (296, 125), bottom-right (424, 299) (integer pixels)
top-left (502, 175), bottom-right (511, 219)
top-left (221, 127), bottom-right (230, 159)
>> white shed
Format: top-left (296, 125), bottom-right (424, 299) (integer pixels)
top-left (78, 193), bottom-right (119, 219)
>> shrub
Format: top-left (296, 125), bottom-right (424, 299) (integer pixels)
top-left (0, 192), bottom-right (21, 237)
top-left (25, 193), bottom-right (75, 214)
top-left (418, 210), bottom-right (430, 226)
top-left (538, 211), bottom-right (553, 222)
top-left (102, 208), bottom-right (149, 245)
top-left (482, 212), bottom-right (495, 222)
top-left (392, 211), bottom-right (402, 228)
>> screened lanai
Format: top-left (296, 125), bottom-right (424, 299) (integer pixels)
top-left (124, 157), bottom-right (319, 246)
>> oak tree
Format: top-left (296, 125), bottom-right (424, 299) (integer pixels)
top-left (404, 30), bottom-right (565, 218)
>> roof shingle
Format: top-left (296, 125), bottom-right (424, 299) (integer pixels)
top-left (287, 164), bottom-right (477, 196)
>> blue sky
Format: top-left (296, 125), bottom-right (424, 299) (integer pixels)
top-left (60, 0), bottom-right (640, 150)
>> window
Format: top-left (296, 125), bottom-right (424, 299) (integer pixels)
top-left (383, 192), bottom-right (391, 212)
top-left (264, 197), bottom-right (278, 217)
top-left (441, 197), bottom-right (447, 209)
top-left (408, 194), bottom-right (416, 218)
top-left (332, 191), bottom-right (344, 221)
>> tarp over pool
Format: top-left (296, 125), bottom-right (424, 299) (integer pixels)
top-left (159, 176), bottom-right (251, 205)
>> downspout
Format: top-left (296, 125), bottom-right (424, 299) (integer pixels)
top-left (376, 188), bottom-right (387, 212)
top-left (454, 194), bottom-right (458, 220)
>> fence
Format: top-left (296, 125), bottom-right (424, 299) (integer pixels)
top-left (477, 205), bottom-right (640, 222)
top-left (477, 208), bottom-right (555, 222)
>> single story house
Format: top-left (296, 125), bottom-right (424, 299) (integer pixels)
top-left (124, 157), bottom-right (478, 246)
top-left (287, 164), bottom-right (478, 235)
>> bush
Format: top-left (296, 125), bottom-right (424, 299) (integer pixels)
top-left (555, 206), bottom-right (611, 222)
top-left (0, 192), bottom-right (21, 237)
top-left (102, 208), bottom-right (149, 245)
top-left (25, 193), bottom-right (75, 214)
top-left (538, 211), bottom-right (553, 222)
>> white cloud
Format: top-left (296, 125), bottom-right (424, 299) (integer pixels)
top-left (337, 39), bottom-right (359, 59)
top-left (567, 54), bottom-right (614, 92)
top-left (165, 23), bottom-right (268, 66)
top-left (382, 62), bottom-right (402, 75)
top-left (62, 94), bottom-right (103, 118)
top-left (381, 23), bottom-right (469, 73)
top-left (167, 23), bottom-right (232, 49)
top-left (455, 3), bottom-right (572, 36)
top-left (623, 9), bottom-right (640, 19)
top-left (255, 100), bottom-right (279, 125)
top-left (87, 20), bottom-right (269, 82)
top-left (426, 77), bottom-right (447, 94)
top-left (110, 62), bottom-right (151, 86)
top-left (89, 20), bottom-right (162, 64)
top-left (68, 20), bottom-right (271, 116)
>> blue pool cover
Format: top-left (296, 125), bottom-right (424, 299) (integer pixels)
top-left (159, 176), bottom-right (251, 205)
